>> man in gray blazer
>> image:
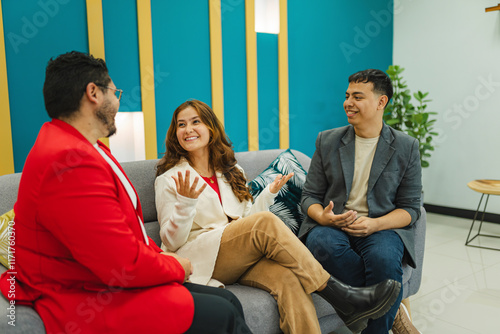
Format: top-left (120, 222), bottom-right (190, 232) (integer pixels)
top-left (299, 69), bottom-right (422, 333)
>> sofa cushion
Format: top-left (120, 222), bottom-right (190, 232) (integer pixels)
top-left (248, 149), bottom-right (307, 235)
top-left (121, 159), bottom-right (159, 224)
top-left (121, 159), bottom-right (161, 247)
top-left (226, 284), bottom-right (281, 333)
top-left (0, 173), bottom-right (20, 215)
top-left (144, 220), bottom-right (161, 247)
top-left (235, 149), bottom-right (311, 181)
top-left (226, 284), bottom-right (341, 334)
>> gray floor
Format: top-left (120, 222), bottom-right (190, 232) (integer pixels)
top-left (334, 213), bottom-right (500, 334)
top-left (408, 213), bottom-right (500, 333)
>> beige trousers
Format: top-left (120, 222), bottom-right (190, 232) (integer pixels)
top-left (212, 211), bottom-right (331, 334)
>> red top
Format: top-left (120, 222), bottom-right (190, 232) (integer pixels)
top-left (202, 175), bottom-right (222, 203)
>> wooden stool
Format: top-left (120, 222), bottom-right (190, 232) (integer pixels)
top-left (466, 180), bottom-right (500, 250)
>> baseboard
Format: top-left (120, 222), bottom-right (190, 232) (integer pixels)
top-left (424, 204), bottom-right (500, 224)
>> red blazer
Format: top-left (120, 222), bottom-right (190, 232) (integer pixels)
top-left (0, 119), bottom-right (194, 333)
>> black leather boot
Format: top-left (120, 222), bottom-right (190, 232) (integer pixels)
top-left (316, 277), bottom-right (401, 333)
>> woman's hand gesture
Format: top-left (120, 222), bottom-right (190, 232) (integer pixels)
top-left (269, 173), bottom-right (294, 194)
top-left (172, 170), bottom-right (207, 199)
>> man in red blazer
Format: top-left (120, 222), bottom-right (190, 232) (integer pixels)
top-left (0, 51), bottom-right (251, 334)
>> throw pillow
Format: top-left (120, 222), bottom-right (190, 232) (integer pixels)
top-left (0, 209), bottom-right (15, 269)
top-left (248, 149), bottom-right (307, 235)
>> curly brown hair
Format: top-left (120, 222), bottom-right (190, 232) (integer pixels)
top-left (156, 100), bottom-right (253, 203)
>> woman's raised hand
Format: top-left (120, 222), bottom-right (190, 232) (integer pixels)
top-left (172, 170), bottom-right (207, 199)
top-left (269, 173), bottom-right (294, 194)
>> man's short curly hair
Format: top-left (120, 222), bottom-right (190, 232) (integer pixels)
top-left (43, 51), bottom-right (111, 119)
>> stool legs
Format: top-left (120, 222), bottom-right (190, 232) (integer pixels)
top-left (466, 193), bottom-right (486, 245)
top-left (466, 193), bottom-right (500, 251)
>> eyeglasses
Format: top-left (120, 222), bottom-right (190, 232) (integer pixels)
top-left (96, 84), bottom-right (123, 101)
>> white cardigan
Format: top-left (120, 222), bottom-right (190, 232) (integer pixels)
top-left (155, 159), bottom-right (276, 286)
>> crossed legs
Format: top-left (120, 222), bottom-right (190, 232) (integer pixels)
top-left (212, 212), bottom-right (330, 334)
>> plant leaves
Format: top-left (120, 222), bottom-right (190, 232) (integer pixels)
top-left (386, 119), bottom-right (401, 126)
top-left (385, 64), bottom-right (439, 168)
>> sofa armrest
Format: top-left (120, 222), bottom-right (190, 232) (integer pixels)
top-left (405, 206), bottom-right (426, 297)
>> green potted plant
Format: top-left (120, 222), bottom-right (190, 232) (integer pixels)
top-left (384, 65), bottom-right (438, 168)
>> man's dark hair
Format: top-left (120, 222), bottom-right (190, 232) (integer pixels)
top-left (43, 51), bottom-right (111, 119)
top-left (348, 69), bottom-right (393, 105)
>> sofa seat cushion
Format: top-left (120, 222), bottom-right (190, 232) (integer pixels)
top-left (226, 284), bottom-right (340, 334)
top-left (144, 220), bottom-right (161, 247)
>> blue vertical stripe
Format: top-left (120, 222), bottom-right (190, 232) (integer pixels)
top-left (288, 0), bottom-right (393, 157)
top-left (2, 0), bottom-right (88, 172)
top-left (221, 1), bottom-right (248, 152)
top-left (102, 0), bottom-right (141, 112)
top-left (151, 0), bottom-right (212, 157)
top-left (257, 33), bottom-right (279, 150)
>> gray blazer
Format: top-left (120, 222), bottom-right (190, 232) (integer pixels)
top-left (299, 123), bottom-right (422, 268)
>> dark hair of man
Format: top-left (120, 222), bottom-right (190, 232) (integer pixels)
top-left (348, 69), bottom-right (393, 107)
top-left (43, 51), bottom-right (111, 119)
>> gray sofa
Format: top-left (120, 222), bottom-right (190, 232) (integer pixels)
top-left (0, 149), bottom-right (426, 333)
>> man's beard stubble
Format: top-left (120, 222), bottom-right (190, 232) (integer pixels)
top-left (96, 99), bottom-right (117, 137)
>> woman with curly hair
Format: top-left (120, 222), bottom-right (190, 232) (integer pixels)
top-left (155, 99), bottom-right (400, 334)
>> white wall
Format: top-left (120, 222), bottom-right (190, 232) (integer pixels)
top-left (109, 112), bottom-right (146, 163)
top-left (394, 0), bottom-right (500, 214)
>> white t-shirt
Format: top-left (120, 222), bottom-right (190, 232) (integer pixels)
top-left (344, 135), bottom-right (379, 217)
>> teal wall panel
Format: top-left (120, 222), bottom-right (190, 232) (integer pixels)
top-left (288, 0), bottom-right (393, 157)
top-left (257, 33), bottom-right (279, 150)
top-left (151, 0), bottom-right (212, 157)
top-left (102, 0), bottom-right (141, 112)
top-left (221, 1), bottom-right (248, 152)
top-left (2, 0), bottom-right (88, 172)
top-left (2, 0), bottom-right (393, 172)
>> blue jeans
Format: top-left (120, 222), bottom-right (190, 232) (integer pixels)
top-left (306, 226), bottom-right (404, 334)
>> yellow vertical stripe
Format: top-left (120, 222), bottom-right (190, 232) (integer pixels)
top-left (0, 1), bottom-right (15, 175)
top-left (137, 0), bottom-right (158, 160)
top-left (245, 0), bottom-right (259, 151)
top-left (86, 0), bottom-right (105, 59)
top-left (278, 0), bottom-right (289, 149)
top-left (85, 0), bottom-right (109, 147)
top-left (209, 0), bottom-right (224, 124)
